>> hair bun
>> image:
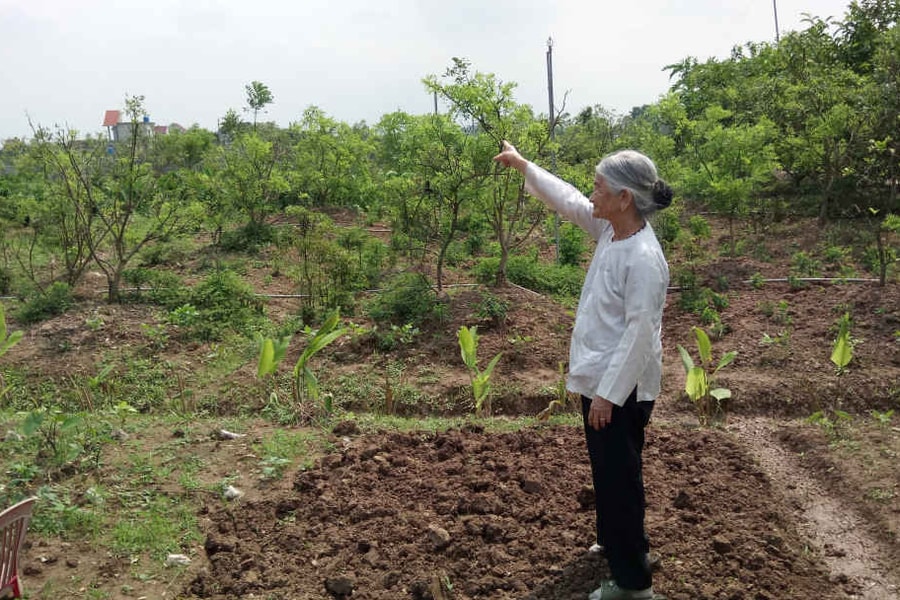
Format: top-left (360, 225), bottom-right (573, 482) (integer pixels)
top-left (652, 180), bottom-right (673, 209)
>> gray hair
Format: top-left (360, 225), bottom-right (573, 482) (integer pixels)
top-left (596, 150), bottom-right (673, 217)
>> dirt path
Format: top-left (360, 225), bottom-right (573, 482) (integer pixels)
top-left (729, 417), bottom-right (900, 600)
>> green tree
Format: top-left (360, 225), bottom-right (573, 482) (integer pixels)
top-left (217, 132), bottom-right (290, 230)
top-left (424, 58), bottom-right (549, 285)
top-left (245, 81), bottom-right (274, 129)
top-left (31, 96), bottom-right (202, 301)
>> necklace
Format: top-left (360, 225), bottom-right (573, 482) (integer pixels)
top-left (613, 222), bottom-right (646, 242)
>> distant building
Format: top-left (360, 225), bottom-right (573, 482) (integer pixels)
top-left (102, 110), bottom-right (182, 141)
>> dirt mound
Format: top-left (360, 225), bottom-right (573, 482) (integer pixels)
top-left (186, 424), bottom-right (836, 599)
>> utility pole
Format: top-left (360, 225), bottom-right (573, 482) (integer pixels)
top-left (773, 0), bottom-right (781, 42)
top-left (433, 90), bottom-right (438, 116)
top-left (547, 37), bottom-right (560, 263)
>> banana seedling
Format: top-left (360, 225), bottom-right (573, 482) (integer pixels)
top-left (678, 326), bottom-right (737, 426)
top-left (458, 325), bottom-right (502, 418)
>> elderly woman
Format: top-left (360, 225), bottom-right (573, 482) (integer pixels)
top-left (494, 141), bottom-right (671, 600)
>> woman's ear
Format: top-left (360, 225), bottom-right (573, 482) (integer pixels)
top-left (619, 188), bottom-right (633, 211)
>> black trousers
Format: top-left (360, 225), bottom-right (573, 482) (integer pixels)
top-left (581, 391), bottom-right (653, 591)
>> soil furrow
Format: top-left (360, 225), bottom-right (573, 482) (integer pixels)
top-left (729, 417), bottom-right (900, 600)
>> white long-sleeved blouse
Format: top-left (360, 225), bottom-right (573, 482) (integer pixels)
top-left (524, 162), bottom-right (669, 406)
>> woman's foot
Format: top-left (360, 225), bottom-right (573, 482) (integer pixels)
top-left (587, 580), bottom-right (654, 600)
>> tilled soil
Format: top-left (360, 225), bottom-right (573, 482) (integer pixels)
top-left (186, 423), bottom-right (838, 600)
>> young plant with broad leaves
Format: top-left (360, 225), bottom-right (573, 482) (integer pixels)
top-left (457, 325), bottom-right (502, 417)
top-left (0, 303), bottom-right (24, 400)
top-left (293, 311), bottom-right (348, 421)
top-left (678, 326), bottom-right (737, 426)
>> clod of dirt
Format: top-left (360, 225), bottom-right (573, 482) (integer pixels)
top-left (427, 524), bottom-right (452, 550)
top-left (520, 478), bottom-right (543, 494)
top-left (324, 575), bottom-right (355, 598)
top-left (576, 485), bottom-right (595, 510)
top-left (332, 420), bottom-right (360, 436)
top-left (203, 535), bottom-right (235, 556)
top-left (711, 535), bottom-right (733, 555)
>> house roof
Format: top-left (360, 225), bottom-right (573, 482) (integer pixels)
top-left (103, 110), bottom-right (120, 127)
top-left (153, 126), bottom-right (168, 135)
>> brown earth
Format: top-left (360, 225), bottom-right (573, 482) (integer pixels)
top-left (4, 218), bottom-right (900, 599)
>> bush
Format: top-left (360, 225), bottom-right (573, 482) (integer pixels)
top-left (688, 215), bottom-right (711, 239)
top-left (181, 269), bottom-right (265, 341)
top-left (0, 267), bottom-right (11, 295)
top-left (474, 255), bottom-right (584, 299)
top-left (558, 222), bottom-right (587, 266)
top-left (653, 210), bottom-right (682, 253)
top-left (17, 282), bottom-right (74, 323)
top-left (219, 222), bottom-right (276, 252)
top-left (122, 268), bottom-right (188, 307)
top-left (367, 272), bottom-right (437, 326)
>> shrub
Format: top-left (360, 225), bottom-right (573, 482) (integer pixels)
top-left (367, 272), bottom-right (437, 326)
top-left (791, 251), bottom-right (822, 278)
top-left (0, 267), bottom-right (11, 295)
top-left (558, 222), bottom-right (587, 266)
top-left (688, 215), bottom-right (711, 239)
top-left (182, 269), bottom-right (265, 341)
top-left (653, 209), bottom-right (682, 253)
top-left (475, 292), bottom-right (510, 328)
top-left (475, 255), bottom-right (584, 299)
top-left (219, 222), bottom-right (277, 252)
top-left (17, 282), bottom-right (74, 324)
top-left (122, 268), bottom-right (188, 307)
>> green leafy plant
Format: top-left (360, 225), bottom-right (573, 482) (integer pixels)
top-left (457, 325), bottom-right (502, 418)
top-left (870, 409), bottom-right (894, 428)
top-left (256, 333), bottom-right (292, 378)
top-left (537, 362), bottom-right (571, 421)
top-left (831, 312), bottom-right (853, 375)
top-left (1, 303), bottom-right (24, 400)
top-left (292, 311), bottom-right (348, 421)
top-left (677, 326), bottom-right (737, 426)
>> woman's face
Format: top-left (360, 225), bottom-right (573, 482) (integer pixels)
top-left (590, 175), bottom-right (624, 220)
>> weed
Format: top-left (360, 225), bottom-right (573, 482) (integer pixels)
top-left (475, 292), bottom-right (510, 329)
top-left (536, 362), bottom-right (573, 421)
top-left (17, 281), bottom-right (74, 323)
top-left (870, 409), bottom-right (894, 427)
top-left (750, 272), bottom-right (765, 289)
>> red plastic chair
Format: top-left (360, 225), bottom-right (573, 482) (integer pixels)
top-left (0, 497), bottom-right (37, 599)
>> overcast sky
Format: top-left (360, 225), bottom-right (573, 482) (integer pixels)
top-left (1, 0), bottom-right (854, 141)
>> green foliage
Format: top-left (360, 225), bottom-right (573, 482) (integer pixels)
top-left (218, 221), bottom-right (278, 252)
top-left (870, 409), bottom-right (894, 427)
top-left (182, 269), bottom-right (265, 341)
top-left (0, 267), bottom-right (11, 295)
top-left (677, 326), bottom-right (737, 426)
top-left (536, 362), bottom-right (573, 421)
top-left (368, 272), bottom-right (438, 326)
top-left (687, 215), bottom-right (712, 238)
top-left (256, 333), bottom-right (292, 378)
top-left (17, 281), bottom-right (74, 324)
top-left (292, 311), bottom-right (348, 422)
top-left (791, 251), bottom-right (823, 277)
top-left (652, 208), bottom-right (682, 253)
top-left (474, 254), bottom-right (584, 300)
top-left (831, 312), bottom-right (854, 374)
top-left (122, 268), bottom-right (188, 306)
top-left (374, 323), bottom-right (420, 352)
top-left (457, 325), bottom-right (502, 417)
top-left (475, 292), bottom-right (510, 329)
top-left (1, 303), bottom-right (24, 399)
top-left (557, 222), bottom-right (587, 266)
